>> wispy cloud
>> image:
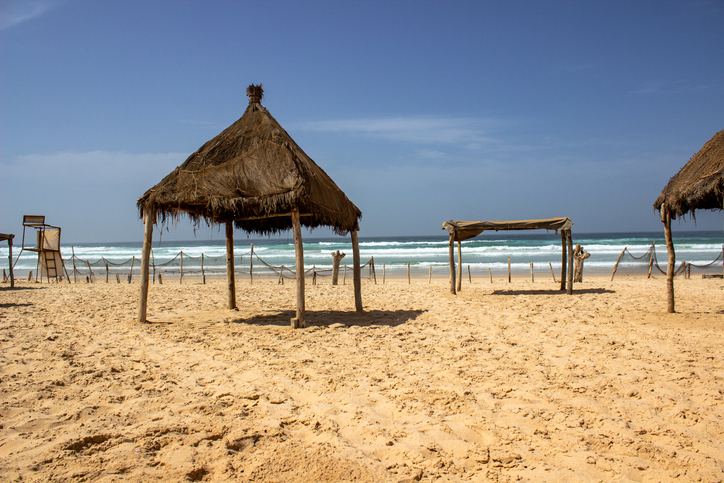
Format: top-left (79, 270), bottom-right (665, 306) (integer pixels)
top-left (1, 0), bottom-right (59, 31)
top-left (633, 78), bottom-right (724, 95)
top-left (293, 116), bottom-right (508, 147)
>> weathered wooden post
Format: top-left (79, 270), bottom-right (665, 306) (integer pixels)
top-left (201, 253), bottom-right (206, 284)
top-left (105, 260), bottom-right (109, 283)
top-left (611, 248), bottom-right (626, 281)
top-left (250, 243), bottom-right (254, 284)
top-left (489, 267), bottom-right (492, 283)
top-left (663, 207), bottom-right (675, 312)
top-left (530, 263), bottom-right (534, 283)
top-left (508, 256), bottom-right (511, 283)
top-left (448, 233), bottom-right (456, 295)
top-left (566, 230), bottom-right (574, 295)
top-left (456, 241), bottom-right (463, 292)
top-left (351, 229), bottom-right (363, 313)
top-left (225, 221), bottom-right (237, 310)
top-left (560, 231), bottom-right (567, 291)
top-left (468, 265), bottom-right (471, 283)
top-left (291, 209), bottom-right (306, 327)
top-left (647, 242), bottom-right (655, 279)
top-left (573, 244), bottom-right (590, 283)
top-left (429, 266), bottom-right (432, 283)
top-left (138, 208), bottom-right (154, 323)
top-left (72, 247), bottom-right (77, 283)
top-left (179, 251), bottom-right (184, 284)
top-left (371, 257), bottom-right (377, 284)
top-left (549, 262), bottom-right (556, 283)
top-left (331, 250), bottom-right (346, 285)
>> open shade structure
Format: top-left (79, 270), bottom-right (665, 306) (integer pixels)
top-left (442, 217), bottom-right (574, 295)
top-left (654, 128), bottom-right (724, 313)
top-left (137, 85), bottom-right (363, 327)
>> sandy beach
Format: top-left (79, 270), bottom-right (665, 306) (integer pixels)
top-left (1, 274), bottom-right (723, 482)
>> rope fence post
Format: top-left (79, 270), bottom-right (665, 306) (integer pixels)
top-left (489, 267), bottom-right (492, 283)
top-left (180, 251), bottom-right (184, 284)
top-left (407, 262), bottom-right (410, 284)
top-left (105, 259), bottom-right (109, 283)
top-left (549, 262), bottom-right (556, 283)
top-left (468, 265), bottom-right (471, 283)
top-left (508, 257), bottom-right (511, 283)
top-left (611, 247), bottom-right (626, 281)
top-left (250, 243), bottom-right (254, 284)
top-left (128, 257), bottom-right (134, 284)
top-left (201, 253), bottom-right (205, 284)
top-left (72, 247), bottom-right (77, 283)
top-left (371, 257), bottom-right (377, 284)
top-left (530, 263), bottom-right (534, 283)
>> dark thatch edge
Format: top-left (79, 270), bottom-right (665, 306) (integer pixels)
top-left (654, 129), bottom-right (724, 220)
top-left (137, 86), bottom-right (361, 237)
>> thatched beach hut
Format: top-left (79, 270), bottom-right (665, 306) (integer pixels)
top-left (654, 129), bottom-right (724, 312)
top-left (137, 84), bottom-right (363, 327)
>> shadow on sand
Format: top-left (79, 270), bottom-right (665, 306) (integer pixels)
top-left (491, 288), bottom-right (615, 296)
top-left (229, 309), bottom-right (427, 328)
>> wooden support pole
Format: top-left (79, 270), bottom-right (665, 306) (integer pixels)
top-left (468, 265), bottom-right (471, 284)
top-left (560, 231), bottom-right (567, 291)
top-left (508, 256), bottom-right (511, 283)
top-left (291, 209), bottom-right (306, 327)
top-left (663, 207), bottom-right (675, 313)
top-left (549, 262), bottom-right (556, 283)
top-left (225, 221), bottom-right (237, 310)
top-left (179, 251), bottom-right (184, 284)
top-left (448, 234), bottom-right (456, 295)
top-left (351, 229), bottom-right (363, 313)
top-left (530, 263), bottom-right (534, 283)
top-left (407, 262), bottom-right (411, 284)
top-left (489, 267), bottom-right (492, 283)
top-left (105, 260), bottom-right (109, 283)
top-left (128, 257), bottom-right (133, 284)
top-left (647, 242), bottom-right (654, 279)
top-left (158, 273), bottom-right (162, 284)
top-left (7, 237), bottom-right (14, 288)
top-left (456, 241), bottom-right (462, 293)
top-left (138, 208), bottom-right (154, 323)
top-left (279, 265), bottom-right (285, 284)
top-left (371, 256), bottom-right (377, 284)
top-left (429, 266), bottom-right (432, 283)
top-left (201, 253), bottom-right (206, 284)
top-left (566, 230), bottom-right (574, 295)
top-left (116, 273), bottom-right (120, 283)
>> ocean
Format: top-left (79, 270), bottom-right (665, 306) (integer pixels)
top-left (2, 231), bottom-right (722, 282)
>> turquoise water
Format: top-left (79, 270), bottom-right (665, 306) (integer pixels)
top-left (3, 231), bottom-right (722, 279)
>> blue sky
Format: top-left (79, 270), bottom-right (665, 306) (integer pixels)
top-left (1, 0), bottom-right (723, 243)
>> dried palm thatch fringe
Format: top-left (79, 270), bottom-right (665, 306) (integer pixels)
top-left (654, 129), bottom-right (724, 220)
top-left (138, 85), bottom-right (361, 236)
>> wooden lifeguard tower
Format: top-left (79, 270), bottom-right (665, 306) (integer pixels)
top-left (14, 215), bottom-right (70, 283)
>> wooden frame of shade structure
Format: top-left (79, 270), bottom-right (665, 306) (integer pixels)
top-left (442, 217), bottom-right (574, 295)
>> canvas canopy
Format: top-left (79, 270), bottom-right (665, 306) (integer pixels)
top-left (443, 217), bottom-right (573, 242)
top-left (442, 217), bottom-right (574, 295)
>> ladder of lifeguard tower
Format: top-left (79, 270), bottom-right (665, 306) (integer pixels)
top-left (44, 250), bottom-right (58, 282)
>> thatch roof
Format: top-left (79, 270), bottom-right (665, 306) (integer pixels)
top-left (654, 129), bottom-right (724, 219)
top-left (138, 85), bottom-right (361, 236)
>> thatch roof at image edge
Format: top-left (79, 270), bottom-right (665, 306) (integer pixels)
top-left (654, 129), bottom-right (724, 219)
top-left (137, 85), bottom-right (361, 236)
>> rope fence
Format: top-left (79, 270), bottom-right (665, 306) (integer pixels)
top-left (611, 242), bottom-right (724, 280)
top-left (65, 248), bottom-right (377, 285)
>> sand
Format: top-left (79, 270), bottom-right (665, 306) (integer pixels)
top-left (1, 274), bottom-right (723, 482)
